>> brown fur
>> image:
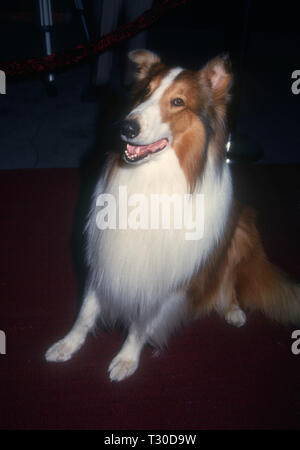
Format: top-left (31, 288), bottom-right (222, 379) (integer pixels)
top-left (186, 201), bottom-right (240, 317)
top-left (234, 213), bottom-right (300, 325)
top-left (159, 71), bottom-right (209, 191)
top-left (128, 49), bottom-right (161, 81)
top-left (128, 50), bottom-right (300, 327)
top-left (157, 58), bottom-right (232, 190)
top-left (187, 206), bottom-right (300, 326)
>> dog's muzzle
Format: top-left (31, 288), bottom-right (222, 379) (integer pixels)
top-left (120, 119), bottom-right (140, 140)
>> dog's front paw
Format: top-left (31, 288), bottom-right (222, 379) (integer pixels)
top-left (108, 354), bottom-right (138, 382)
top-left (45, 337), bottom-right (79, 362)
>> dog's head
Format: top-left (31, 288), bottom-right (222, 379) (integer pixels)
top-left (120, 50), bottom-right (232, 180)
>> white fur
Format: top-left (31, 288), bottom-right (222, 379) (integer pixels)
top-left (123, 68), bottom-right (183, 145)
top-left (225, 305), bottom-right (247, 327)
top-left (108, 289), bottom-right (188, 381)
top-left (46, 67), bottom-right (233, 381)
top-left (108, 324), bottom-right (145, 381)
top-left (88, 146), bottom-right (232, 327)
top-left (45, 291), bottom-right (100, 362)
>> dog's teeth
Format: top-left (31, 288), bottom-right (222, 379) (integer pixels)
top-left (136, 147), bottom-right (140, 154)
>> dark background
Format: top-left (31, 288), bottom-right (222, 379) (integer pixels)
top-left (0, 1), bottom-right (300, 430)
top-left (0, 0), bottom-right (300, 168)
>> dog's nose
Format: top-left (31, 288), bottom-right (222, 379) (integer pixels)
top-left (120, 119), bottom-right (140, 140)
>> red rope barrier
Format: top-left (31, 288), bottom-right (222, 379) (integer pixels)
top-left (0, 0), bottom-right (187, 79)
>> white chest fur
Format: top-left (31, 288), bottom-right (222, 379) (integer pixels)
top-left (87, 147), bottom-right (232, 320)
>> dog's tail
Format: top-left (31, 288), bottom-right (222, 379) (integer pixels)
top-left (235, 209), bottom-right (300, 326)
top-left (239, 254), bottom-right (300, 326)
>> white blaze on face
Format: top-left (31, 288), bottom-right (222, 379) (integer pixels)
top-left (128, 67), bottom-right (183, 145)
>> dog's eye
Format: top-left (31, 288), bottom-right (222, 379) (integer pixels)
top-left (171, 97), bottom-right (185, 107)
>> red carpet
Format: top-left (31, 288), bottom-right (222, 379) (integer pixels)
top-left (0, 165), bottom-right (299, 430)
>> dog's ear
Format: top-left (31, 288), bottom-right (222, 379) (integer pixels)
top-left (128, 49), bottom-right (161, 80)
top-left (200, 53), bottom-right (232, 104)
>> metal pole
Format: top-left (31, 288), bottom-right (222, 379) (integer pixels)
top-left (39, 0), bottom-right (54, 84)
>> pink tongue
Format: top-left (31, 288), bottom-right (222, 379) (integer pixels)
top-left (127, 138), bottom-right (168, 155)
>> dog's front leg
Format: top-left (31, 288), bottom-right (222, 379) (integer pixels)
top-left (108, 290), bottom-right (187, 382)
top-left (108, 324), bottom-right (146, 382)
top-left (45, 290), bottom-right (100, 362)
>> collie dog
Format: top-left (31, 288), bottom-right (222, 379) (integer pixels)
top-left (46, 50), bottom-right (300, 381)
